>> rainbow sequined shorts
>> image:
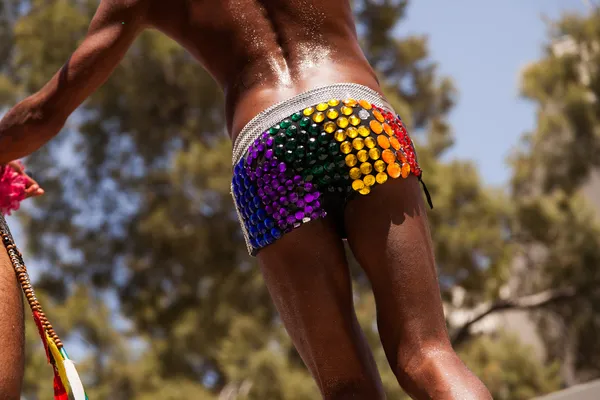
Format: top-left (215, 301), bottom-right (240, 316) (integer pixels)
top-left (231, 83), bottom-right (431, 256)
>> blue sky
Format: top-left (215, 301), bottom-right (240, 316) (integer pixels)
top-left (396, 0), bottom-right (590, 186)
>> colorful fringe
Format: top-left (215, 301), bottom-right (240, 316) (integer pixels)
top-left (0, 214), bottom-right (88, 399)
top-left (0, 162), bottom-right (28, 216)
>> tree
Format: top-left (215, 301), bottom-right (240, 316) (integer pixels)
top-left (1, 0), bottom-right (589, 398)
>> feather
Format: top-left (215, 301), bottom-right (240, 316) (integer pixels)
top-left (63, 358), bottom-right (87, 400)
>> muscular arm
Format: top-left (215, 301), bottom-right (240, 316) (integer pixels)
top-left (0, 0), bottom-right (148, 164)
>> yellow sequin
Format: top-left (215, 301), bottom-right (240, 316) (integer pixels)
top-left (341, 106), bottom-right (353, 116)
top-left (364, 137), bottom-right (376, 149)
top-left (358, 126), bottom-right (370, 137)
top-left (334, 129), bottom-right (347, 142)
top-left (328, 99), bottom-right (340, 107)
top-left (369, 148), bottom-right (381, 160)
top-left (353, 138), bottom-right (365, 150)
top-left (349, 168), bottom-right (362, 180)
top-left (316, 103), bottom-right (328, 111)
top-left (352, 180), bottom-right (365, 191)
top-left (303, 107), bottom-right (315, 116)
top-left (389, 136), bottom-right (401, 150)
top-left (336, 117), bottom-right (349, 128)
top-left (370, 120), bottom-right (383, 134)
top-left (359, 186), bottom-right (371, 195)
top-left (346, 127), bottom-right (358, 139)
top-left (349, 115), bottom-right (361, 126)
top-left (388, 163), bottom-right (401, 179)
top-left (376, 172), bottom-right (388, 184)
top-left (345, 154), bottom-right (358, 167)
top-left (373, 110), bottom-right (385, 123)
top-left (357, 150), bottom-right (369, 162)
top-left (382, 149), bottom-right (396, 164)
top-left (344, 98), bottom-right (358, 107)
top-left (358, 99), bottom-right (372, 110)
top-left (364, 174), bottom-right (376, 187)
top-left (360, 162), bottom-right (373, 175)
top-left (340, 141), bottom-right (353, 154)
top-left (323, 121), bottom-right (336, 133)
top-left (401, 163), bottom-right (411, 178)
top-left (313, 112), bottom-right (325, 123)
top-left (383, 123), bottom-right (394, 136)
top-left (374, 160), bottom-right (386, 172)
top-left (327, 108), bottom-right (339, 120)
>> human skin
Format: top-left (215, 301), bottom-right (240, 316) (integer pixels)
top-left (0, 1), bottom-right (491, 398)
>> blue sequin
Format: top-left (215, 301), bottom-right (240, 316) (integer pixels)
top-left (264, 218), bottom-right (275, 229)
top-left (271, 228), bottom-right (282, 239)
top-left (257, 209), bottom-right (267, 220)
top-left (253, 197), bottom-right (262, 208)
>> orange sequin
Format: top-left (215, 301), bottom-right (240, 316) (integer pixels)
top-left (387, 163), bottom-right (401, 178)
top-left (389, 136), bottom-right (401, 150)
top-left (383, 123), bottom-right (394, 136)
top-left (369, 120), bottom-right (383, 134)
top-left (344, 98), bottom-right (358, 107)
top-left (382, 149), bottom-right (396, 164)
top-left (358, 99), bottom-right (372, 110)
top-left (373, 110), bottom-right (385, 123)
top-left (401, 163), bottom-right (411, 178)
top-left (377, 135), bottom-right (390, 149)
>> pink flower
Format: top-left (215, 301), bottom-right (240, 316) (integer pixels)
top-left (0, 162), bottom-right (28, 216)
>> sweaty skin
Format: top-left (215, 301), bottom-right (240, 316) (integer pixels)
top-left (0, 1), bottom-right (492, 399)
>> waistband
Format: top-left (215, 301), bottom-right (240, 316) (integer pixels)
top-left (231, 83), bottom-right (393, 165)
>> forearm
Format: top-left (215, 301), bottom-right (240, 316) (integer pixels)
top-left (0, 222), bottom-right (24, 398)
top-left (0, 96), bottom-right (64, 165)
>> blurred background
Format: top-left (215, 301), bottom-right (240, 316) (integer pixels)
top-left (2, 0), bottom-right (600, 399)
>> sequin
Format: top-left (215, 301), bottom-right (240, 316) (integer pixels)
top-left (358, 109), bottom-right (370, 120)
top-left (387, 162), bottom-right (401, 178)
top-left (334, 129), bottom-right (347, 142)
top-left (347, 127), bottom-right (359, 139)
top-left (360, 162), bottom-right (373, 175)
top-left (358, 100), bottom-right (372, 110)
top-left (340, 141), bottom-right (352, 154)
top-left (327, 108), bottom-right (339, 120)
top-left (383, 123), bottom-right (394, 136)
top-left (374, 160), bottom-right (386, 172)
top-left (369, 148), bottom-right (381, 160)
top-left (324, 121), bottom-right (336, 133)
top-left (364, 175), bottom-right (376, 186)
top-left (377, 135), bottom-right (390, 149)
top-left (354, 126), bottom-right (368, 138)
top-left (357, 150), bottom-right (369, 162)
top-left (352, 180), bottom-right (365, 191)
top-left (349, 167), bottom-right (361, 180)
top-left (291, 112), bottom-right (302, 122)
top-left (376, 172), bottom-right (388, 184)
top-left (341, 106), bottom-right (353, 116)
top-left (353, 138), bottom-right (365, 150)
top-left (313, 112), bottom-right (325, 123)
top-left (382, 149), bottom-right (396, 164)
top-left (401, 163), bottom-right (411, 178)
top-left (280, 119), bottom-right (292, 129)
top-left (328, 99), bottom-right (340, 107)
top-left (316, 103), bottom-right (328, 112)
top-left (359, 187), bottom-right (371, 195)
top-left (349, 115), bottom-right (361, 126)
top-left (345, 154), bottom-right (358, 167)
top-left (364, 137), bottom-right (376, 149)
top-left (344, 98), bottom-right (358, 107)
top-left (373, 110), bottom-right (385, 122)
top-left (336, 117), bottom-right (349, 128)
top-left (299, 117), bottom-right (311, 128)
top-left (389, 136), bottom-right (401, 150)
top-left (370, 120), bottom-right (383, 134)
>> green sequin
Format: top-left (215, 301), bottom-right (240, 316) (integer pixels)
top-left (328, 142), bottom-right (340, 156)
top-left (280, 119), bottom-right (292, 129)
top-left (324, 162), bottom-right (336, 173)
top-left (313, 165), bottom-right (324, 175)
top-left (275, 132), bottom-right (286, 145)
top-left (274, 144), bottom-right (285, 156)
top-left (291, 112), bottom-right (302, 122)
top-left (318, 132), bottom-right (330, 144)
top-left (309, 123), bottom-right (320, 135)
top-left (317, 147), bottom-right (328, 161)
top-left (306, 152), bottom-right (317, 165)
top-left (286, 125), bottom-right (298, 137)
top-left (299, 117), bottom-right (311, 128)
top-left (269, 126), bottom-right (280, 135)
top-left (285, 137), bottom-right (297, 150)
top-left (307, 137), bottom-right (319, 151)
top-left (294, 145), bottom-right (306, 158)
top-left (284, 150), bottom-right (295, 162)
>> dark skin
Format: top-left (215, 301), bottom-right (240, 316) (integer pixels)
top-left (0, 1), bottom-right (492, 398)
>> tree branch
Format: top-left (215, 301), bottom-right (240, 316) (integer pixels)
top-left (450, 286), bottom-right (593, 348)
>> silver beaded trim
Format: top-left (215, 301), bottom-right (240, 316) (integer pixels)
top-left (231, 83), bottom-right (395, 256)
top-left (232, 83), bottom-right (393, 165)
top-left (0, 215), bottom-right (14, 242)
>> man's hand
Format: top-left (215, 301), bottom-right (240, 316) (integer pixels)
top-left (7, 161), bottom-right (44, 199)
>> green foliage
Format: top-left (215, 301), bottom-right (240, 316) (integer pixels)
top-left (5, 0), bottom-right (600, 398)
